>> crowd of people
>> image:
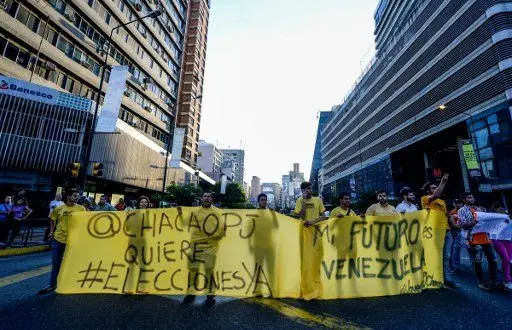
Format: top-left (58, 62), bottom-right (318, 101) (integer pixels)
top-left (2, 176), bottom-right (511, 300)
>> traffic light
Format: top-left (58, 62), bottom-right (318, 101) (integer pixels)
top-left (68, 162), bottom-right (81, 177)
top-left (93, 162), bottom-right (104, 177)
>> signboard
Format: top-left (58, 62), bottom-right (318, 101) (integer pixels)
top-left (0, 76), bottom-right (58, 104)
top-left (426, 168), bottom-right (443, 183)
top-left (479, 184), bottom-right (492, 193)
top-left (461, 139), bottom-right (482, 177)
top-left (96, 66), bottom-right (128, 132)
top-left (170, 127), bottom-right (186, 168)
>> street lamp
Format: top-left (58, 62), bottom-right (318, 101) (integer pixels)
top-left (78, 10), bottom-right (162, 192)
top-left (161, 94), bottom-right (203, 193)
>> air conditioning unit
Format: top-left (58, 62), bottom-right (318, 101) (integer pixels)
top-left (143, 77), bottom-right (153, 85)
top-left (134, 2), bottom-right (143, 11)
top-left (123, 90), bottom-right (131, 97)
top-left (43, 61), bottom-right (57, 71)
top-left (80, 60), bottom-right (91, 69)
top-left (166, 25), bottom-right (175, 33)
top-left (166, 101), bottom-right (175, 108)
top-left (64, 12), bottom-right (76, 23)
top-left (144, 105), bottom-right (152, 112)
top-left (0, 0), bottom-right (8, 10)
top-left (131, 122), bottom-right (138, 128)
top-left (141, 32), bottom-right (148, 39)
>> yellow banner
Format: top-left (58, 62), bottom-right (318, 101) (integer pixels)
top-left (57, 208), bottom-right (446, 299)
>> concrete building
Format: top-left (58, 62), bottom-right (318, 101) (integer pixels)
top-left (309, 111), bottom-right (330, 193)
top-left (176, 0), bottom-right (211, 167)
top-left (261, 182), bottom-right (282, 209)
top-left (221, 148), bottom-right (245, 184)
top-left (321, 0), bottom-right (512, 208)
top-left (250, 175), bottom-right (261, 201)
top-left (243, 181), bottom-right (251, 199)
top-left (197, 139), bottom-right (222, 181)
top-left (281, 163), bottom-right (305, 209)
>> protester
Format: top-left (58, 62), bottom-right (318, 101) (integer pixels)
top-left (6, 197), bottom-right (33, 247)
top-left (365, 190), bottom-right (398, 216)
top-left (0, 196), bottom-right (13, 245)
top-left (449, 199), bottom-right (464, 273)
top-left (138, 196), bottom-right (150, 209)
top-left (396, 187), bottom-right (418, 214)
top-left (458, 192), bottom-right (498, 290)
top-left (125, 200), bottom-right (137, 211)
top-left (115, 198), bottom-right (126, 211)
top-left (94, 195), bottom-right (116, 211)
top-left (183, 192), bottom-right (224, 306)
top-left (38, 189), bottom-right (85, 294)
top-left (304, 192), bottom-right (353, 227)
top-left (421, 174), bottom-right (459, 288)
top-left (16, 189), bottom-right (28, 206)
top-left (294, 182), bottom-right (326, 299)
top-left (257, 193), bottom-right (268, 209)
top-left (46, 193), bottom-right (64, 241)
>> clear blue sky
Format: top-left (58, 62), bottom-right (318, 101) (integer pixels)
top-left (200, 0), bottom-right (378, 184)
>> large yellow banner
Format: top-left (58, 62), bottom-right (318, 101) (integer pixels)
top-left (57, 208), bottom-right (446, 299)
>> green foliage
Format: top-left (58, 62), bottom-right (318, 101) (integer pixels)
top-left (211, 182), bottom-right (248, 208)
top-left (163, 183), bottom-right (202, 206)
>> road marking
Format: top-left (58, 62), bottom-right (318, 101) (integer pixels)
top-left (0, 265), bottom-right (51, 289)
top-left (247, 298), bottom-right (370, 329)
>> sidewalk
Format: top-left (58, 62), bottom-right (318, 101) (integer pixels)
top-left (0, 222), bottom-right (49, 257)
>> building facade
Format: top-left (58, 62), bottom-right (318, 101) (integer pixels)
top-left (250, 175), bottom-right (261, 201)
top-left (220, 148), bottom-right (245, 184)
top-left (176, 0), bottom-right (210, 167)
top-left (261, 182), bottom-right (281, 209)
top-left (197, 139), bottom-right (222, 181)
top-left (322, 0), bottom-right (512, 208)
top-left (309, 111), bottom-right (330, 193)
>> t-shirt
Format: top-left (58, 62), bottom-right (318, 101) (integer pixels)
top-left (94, 203), bottom-right (116, 211)
top-left (51, 204), bottom-right (86, 244)
top-left (49, 200), bottom-right (64, 215)
top-left (11, 205), bottom-right (28, 220)
top-left (293, 196), bottom-right (326, 221)
top-left (421, 196), bottom-right (449, 230)
top-left (457, 205), bottom-right (491, 245)
top-left (330, 207), bottom-right (354, 218)
top-left (190, 206), bottom-right (225, 244)
top-left (365, 203), bottom-right (398, 216)
top-left (396, 202), bottom-right (418, 213)
top-left (0, 203), bottom-right (12, 222)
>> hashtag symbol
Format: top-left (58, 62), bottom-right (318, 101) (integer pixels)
top-left (77, 261), bottom-right (108, 288)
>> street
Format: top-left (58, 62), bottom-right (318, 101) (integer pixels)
top-left (1, 252), bottom-right (510, 329)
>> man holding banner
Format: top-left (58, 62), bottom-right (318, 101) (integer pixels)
top-left (458, 193), bottom-right (498, 291)
top-left (293, 182), bottom-right (326, 299)
top-left (183, 192), bottom-right (225, 305)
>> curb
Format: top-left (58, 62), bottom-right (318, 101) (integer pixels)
top-left (0, 245), bottom-right (50, 258)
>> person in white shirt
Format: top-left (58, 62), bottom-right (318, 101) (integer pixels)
top-left (45, 193), bottom-right (64, 241)
top-left (396, 187), bottom-right (418, 214)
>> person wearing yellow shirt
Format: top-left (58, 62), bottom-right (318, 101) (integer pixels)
top-left (365, 190), bottom-right (399, 216)
top-left (38, 188), bottom-right (85, 295)
top-left (304, 192), bottom-right (354, 227)
top-left (293, 182), bottom-right (326, 299)
top-left (421, 173), bottom-right (460, 289)
top-left (182, 192), bottom-right (225, 306)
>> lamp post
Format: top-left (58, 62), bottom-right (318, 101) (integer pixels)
top-left (78, 10), bottom-right (162, 192)
top-left (161, 94), bottom-right (202, 193)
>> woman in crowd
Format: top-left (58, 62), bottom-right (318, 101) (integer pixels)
top-left (138, 196), bottom-right (150, 209)
top-left (7, 197), bottom-right (33, 247)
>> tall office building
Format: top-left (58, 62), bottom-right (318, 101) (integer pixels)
top-left (177, 0), bottom-right (211, 167)
top-left (0, 0), bottom-right (214, 213)
top-left (250, 175), bottom-right (261, 200)
top-left (197, 139), bottom-right (222, 181)
top-left (309, 111), bottom-right (330, 193)
top-left (321, 0), bottom-right (512, 206)
top-left (220, 148), bottom-right (245, 184)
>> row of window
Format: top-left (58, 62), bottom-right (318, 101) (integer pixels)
top-left (44, 0), bottom-right (176, 103)
top-left (0, 35), bottom-right (168, 145)
top-left (2, 0), bottom-right (172, 123)
top-left (125, 85), bottom-right (170, 124)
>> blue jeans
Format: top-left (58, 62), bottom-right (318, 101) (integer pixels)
top-left (49, 239), bottom-right (66, 287)
top-left (450, 230), bottom-right (463, 271)
top-left (443, 232), bottom-right (453, 282)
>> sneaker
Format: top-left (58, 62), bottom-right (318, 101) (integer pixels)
top-left (504, 282), bottom-right (512, 292)
top-left (204, 295), bottom-right (216, 306)
top-left (445, 280), bottom-right (460, 288)
top-left (478, 282), bottom-right (490, 291)
top-left (182, 295), bottom-right (196, 304)
top-left (37, 285), bottom-right (56, 295)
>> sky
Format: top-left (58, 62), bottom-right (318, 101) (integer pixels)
top-left (200, 0), bottom-right (377, 184)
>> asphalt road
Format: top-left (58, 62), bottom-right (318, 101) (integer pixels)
top-left (0, 252), bottom-right (511, 329)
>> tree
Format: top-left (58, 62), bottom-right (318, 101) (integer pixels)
top-left (211, 182), bottom-right (249, 208)
top-left (163, 183), bottom-right (202, 206)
